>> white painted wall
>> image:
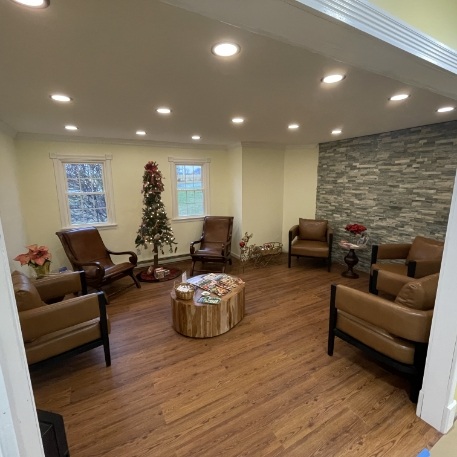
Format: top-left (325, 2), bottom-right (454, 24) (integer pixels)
top-left (282, 144), bottom-right (319, 247)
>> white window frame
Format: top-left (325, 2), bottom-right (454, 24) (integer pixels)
top-left (168, 157), bottom-right (210, 221)
top-left (50, 153), bottom-right (117, 229)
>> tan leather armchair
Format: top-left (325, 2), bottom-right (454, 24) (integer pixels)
top-left (190, 216), bottom-right (234, 275)
top-left (56, 226), bottom-right (140, 291)
top-left (328, 272), bottom-right (439, 402)
top-left (12, 271), bottom-right (111, 368)
top-left (288, 218), bottom-right (333, 271)
top-left (370, 236), bottom-right (443, 293)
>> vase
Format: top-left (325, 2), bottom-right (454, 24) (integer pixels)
top-left (30, 262), bottom-right (51, 278)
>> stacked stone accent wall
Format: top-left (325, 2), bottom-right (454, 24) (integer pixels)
top-left (316, 121), bottom-right (457, 272)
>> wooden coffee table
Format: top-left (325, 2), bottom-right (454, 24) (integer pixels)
top-left (171, 274), bottom-right (245, 338)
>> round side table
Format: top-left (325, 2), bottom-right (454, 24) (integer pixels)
top-left (339, 242), bottom-right (363, 279)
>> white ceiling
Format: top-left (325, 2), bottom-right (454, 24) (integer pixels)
top-left (0, 0), bottom-right (456, 147)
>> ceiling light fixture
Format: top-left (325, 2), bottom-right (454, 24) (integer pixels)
top-left (156, 107), bottom-right (171, 114)
top-left (50, 94), bottom-right (72, 102)
top-left (231, 117), bottom-right (244, 124)
top-left (288, 124), bottom-right (299, 130)
top-left (192, 135), bottom-right (201, 140)
top-left (10, 0), bottom-right (49, 7)
top-left (331, 129), bottom-right (342, 135)
top-left (437, 106), bottom-right (455, 113)
top-left (65, 125), bottom-right (78, 131)
top-left (389, 94), bottom-right (409, 101)
top-left (322, 74), bottom-right (345, 84)
top-left (136, 130), bottom-right (146, 136)
top-left (211, 42), bottom-right (240, 57)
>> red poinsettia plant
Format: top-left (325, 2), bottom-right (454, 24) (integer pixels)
top-left (344, 223), bottom-right (367, 235)
top-left (14, 244), bottom-right (52, 267)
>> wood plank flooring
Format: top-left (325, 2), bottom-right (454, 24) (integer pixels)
top-left (31, 256), bottom-right (442, 456)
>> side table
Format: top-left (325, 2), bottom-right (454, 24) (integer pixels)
top-left (339, 242), bottom-right (363, 279)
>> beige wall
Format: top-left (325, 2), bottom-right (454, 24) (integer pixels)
top-left (227, 144), bottom-right (243, 256)
top-left (368, 0), bottom-right (457, 50)
top-left (0, 128), bottom-right (27, 271)
top-left (241, 145), bottom-right (285, 248)
top-left (5, 137), bottom-right (321, 272)
top-left (14, 139), bottom-right (230, 270)
top-left (282, 144), bottom-right (319, 247)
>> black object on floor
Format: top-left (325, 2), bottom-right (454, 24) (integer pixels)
top-left (38, 409), bottom-right (70, 457)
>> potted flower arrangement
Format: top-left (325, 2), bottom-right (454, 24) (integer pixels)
top-left (341, 223), bottom-right (368, 249)
top-left (14, 244), bottom-right (52, 277)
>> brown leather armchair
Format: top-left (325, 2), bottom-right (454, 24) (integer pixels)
top-left (190, 216), bottom-right (234, 275)
top-left (328, 272), bottom-right (439, 402)
top-left (288, 218), bottom-right (333, 271)
top-left (12, 271), bottom-right (111, 368)
top-left (370, 236), bottom-right (444, 293)
top-left (56, 226), bottom-right (140, 291)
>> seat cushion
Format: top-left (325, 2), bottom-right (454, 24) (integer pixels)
top-left (406, 236), bottom-right (444, 262)
top-left (291, 239), bottom-right (329, 257)
top-left (298, 219), bottom-right (327, 242)
top-left (395, 273), bottom-right (439, 311)
top-left (12, 271), bottom-right (44, 312)
top-left (337, 310), bottom-right (415, 364)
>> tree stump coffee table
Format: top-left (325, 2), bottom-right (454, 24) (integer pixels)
top-left (171, 274), bottom-right (245, 338)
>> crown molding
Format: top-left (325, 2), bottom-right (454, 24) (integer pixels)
top-left (293, 0), bottom-right (457, 74)
top-left (14, 132), bottom-right (226, 150)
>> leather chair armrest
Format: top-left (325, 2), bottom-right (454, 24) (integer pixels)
top-left (34, 271), bottom-right (86, 301)
top-left (289, 225), bottom-right (299, 242)
top-left (20, 292), bottom-right (104, 342)
top-left (190, 237), bottom-right (203, 254)
top-left (334, 284), bottom-right (433, 342)
top-left (371, 243), bottom-right (412, 262)
top-left (410, 259), bottom-right (442, 278)
top-left (374, 270), bottom-right (416, 297)
top-left (106, 249), bottom-right (138, 265)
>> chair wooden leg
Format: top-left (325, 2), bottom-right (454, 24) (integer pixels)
top-left (328, 285), bottom-right (337, 356)
top-left (190, 261), bottom-right (196, 276)
top-left (130, 272), bottom-right (141, 289)
top-left (288, 252), bottom-right (291, 268)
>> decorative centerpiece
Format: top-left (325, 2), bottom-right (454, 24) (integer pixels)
top-left (340, 223), bottom-right (368, 249)
top-left (239, 232), bottom-right (282, 269)
top-left (174, 282), bottom-right (195, 300)
top-left (14, 244), bottom-right (52, 278)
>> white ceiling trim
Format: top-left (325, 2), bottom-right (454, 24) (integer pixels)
top-left (294, 0), bottom-right (457, 74)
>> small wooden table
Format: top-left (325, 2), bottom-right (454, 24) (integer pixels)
top-left (171, 274), bottom-right (245, 338)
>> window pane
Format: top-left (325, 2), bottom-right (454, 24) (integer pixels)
top-left (67, 179), bottom-right (81, 192)
top-left (65, 164), bottom-right (79, 179)
top-left (92, 179), bottom-right (104, 192)
top-left (68, 195), bottom-right (81, 210)
top-left (174, 162), bottom-right (206, 218)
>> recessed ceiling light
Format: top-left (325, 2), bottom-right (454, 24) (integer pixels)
top-left (331, 129), bottom-right (342, 135)
top-left (231, 117), bottom-right (244, 124)
top-left (192, 135), bottom-right (201, 140)
top-left (437, 106), bottom-right (455, 113)
top-left (288, 124), bottom-right (299, 130)
top-left (211, 42), bottom-right (240, 57)
top-left (136, 130), bottom-right (146, 136)
top-left (10, 0), bottom-right (49, 7)
top-left (389, 94), bottom-right (409, 101)
top-left (65, 125), bottom-right (78, 131)
top-left (50, 94), bottom-right (72, 102)
top-left (322, 74), bottom-right (345, 84)
top-left (156, 107), bottom-right (171, 114)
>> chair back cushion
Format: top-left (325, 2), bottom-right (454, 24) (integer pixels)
top-left (395, 273), bottom-right (439, 310)
top-left (12, 271), bottom-right (44, 312)
top-left (406, 236), bottom-right (444, 262)
top-left (202, 217), bottom-right (233, 244)
top-left (57, 227), bottom-right (110, 264)
top-left (298, 218), bottom-right (328, 242)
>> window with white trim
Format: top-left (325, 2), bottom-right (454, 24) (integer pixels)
top-left (169, 157), bottom-right (210, 220)
top-left (51, 153), bottom-right (116, 228)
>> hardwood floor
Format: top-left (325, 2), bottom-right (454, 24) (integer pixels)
top-left (31, 256), bottom-right (441, 456)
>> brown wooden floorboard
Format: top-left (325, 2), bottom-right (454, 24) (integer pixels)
top-left (30, 255), bottom-right (442, 456)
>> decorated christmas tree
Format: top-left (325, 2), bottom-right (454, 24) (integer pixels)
top-left (135, 161), bottom-right (177, 269)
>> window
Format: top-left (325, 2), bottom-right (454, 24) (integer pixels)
top-left (169, 157), bottom-right (210, 220)
top-left (51, 153), bottom-right (116, 228)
